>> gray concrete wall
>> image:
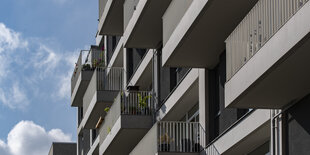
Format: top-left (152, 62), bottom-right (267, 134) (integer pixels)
top-left (83, 129), bottom-right (91, 155)
top-left (208, 52), bottom-right (248, 141)
top-left (99, 93), bottom-right (121, 146)
top-left (99, 0), bottom-right (108, 20)
top-left (78, 129), bottom-right (90, 155)
top-left (83, 70), bottom-right (97, 116)
top-left (129, 122), bottom-right (157, 155)
top-left (163, 0), bottom-right (193, 46)
top-left (49, 142), bottom-right (77, 155)
top-left (285, 94), bottom-right (310, 155)
top-left (124, 0), bottom-right (140, 31)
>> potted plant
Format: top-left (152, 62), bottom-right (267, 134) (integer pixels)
top-left (104, 107), bottom-right (110, 113)
top-left (159, 133), bottom-right (173, 152)
top-left (82, 64), bottom-right (91, 71)
top-left (138, 93), bottom-right (152, 114)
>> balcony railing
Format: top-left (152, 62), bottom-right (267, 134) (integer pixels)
top-left (71, 47), bottom-right (105, 94)
top-left (157, 121), bottom-right (206, 153)
top-left (99, 91), bottom-right (154, 146)
top-left (226, 0), bottom-right (309, 80)
top-left (71, 50), bottom-right (90, 94)
top-left (83, 67), bottom-right (124, 115)
top-left (96, 67), bottom-right (124, 91)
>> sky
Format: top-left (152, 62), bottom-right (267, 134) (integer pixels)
top-left (0, 0), bottom-right (98, 154)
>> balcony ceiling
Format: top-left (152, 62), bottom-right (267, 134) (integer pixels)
top-left (123, 0), bottom-right (172, 48)
top-left (162, 0), bottom-right (259, 68)
top-left (98, 0), bottom-right (125, 35)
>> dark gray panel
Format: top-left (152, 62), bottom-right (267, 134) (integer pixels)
top-left (286, 95), bottom-right (310, 155)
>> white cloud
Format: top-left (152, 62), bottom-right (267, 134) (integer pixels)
top-left (0, 120), bottom-right (72, 155)
top-left (58, 71), bottom-right (72, 99)
top-left (0, 22), bottom-right (88, 108)
top-left (32, 44), bottom-right (61, 79)
top-left (57, 52), bottom-right (79, 99)
top-left (0, 23), bottom-right (28, 53)
top-left (0, 83), bottom-right (29, 110)
top-left (0, 23), bottom-right (28, 79)
top-left (0, 140), bottom-right (9, 155)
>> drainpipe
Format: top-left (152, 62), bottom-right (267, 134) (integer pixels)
top-left (271, 101), bottom-right (297, 155)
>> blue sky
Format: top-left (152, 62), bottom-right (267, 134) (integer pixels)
top-left (0, 0), bottom-right (98, 154)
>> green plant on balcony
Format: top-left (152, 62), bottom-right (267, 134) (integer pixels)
top-left (104, 107), bottom-right (110, 113)
top-left (82, 64), bottom-right (91, 71)
top-left (92, 50), bottom-right (105, 68)
top-left (137, 93), bottom-right (152, 114)
top-left (107, 127), bottom-right (111, 134)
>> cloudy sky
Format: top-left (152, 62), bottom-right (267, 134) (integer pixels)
top-left (0, 0), bottom-right (97, 154)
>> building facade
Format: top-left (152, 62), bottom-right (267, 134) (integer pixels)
top-left (70, 0), bottom-right (310, 154)
top-left (48, 142), bottom-right (77, 155)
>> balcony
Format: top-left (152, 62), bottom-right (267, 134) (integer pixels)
top-left (123, 0), bottom-right (172, 48)
top-left (98, 0), bottom-right (125, 35)
top-left (158, 69), bottom-right (199, 121)
top-left (127, 49), bottom-right (153, 90)
top-left (162, 0), bottom-right (259, 67)
top-left (99, 91), bottom-right (154, 155)
top-left (82, 67), bottom-right (124, 129)
top-left (71, 46), bottom-right (102, 107)
top-left (225, 0), bottom-right (310, 108)
top-left (204, 110), bottom-right (271, 155)
top-left (130, 121), bottom-right (206, 155)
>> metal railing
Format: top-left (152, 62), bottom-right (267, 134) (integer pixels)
top-left (157, 121), bottom-right (206, 153)
top-left (71, 50), bottom-right (90, 94)
top-left (121, 91), bottom-right (154, 115)
top-left (99, 91), bottom-right (154, 146)
top-left (96, 67), bottom-right (123, 91)
top-left (226, 0), bottom-right (309, 80)
top-left (71, 47), bottom-right (105, 94)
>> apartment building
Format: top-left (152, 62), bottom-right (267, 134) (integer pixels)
top-left (70, 0), bottom-right (310, 155)
top-left (48, 142), bottom-right (77, 155)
